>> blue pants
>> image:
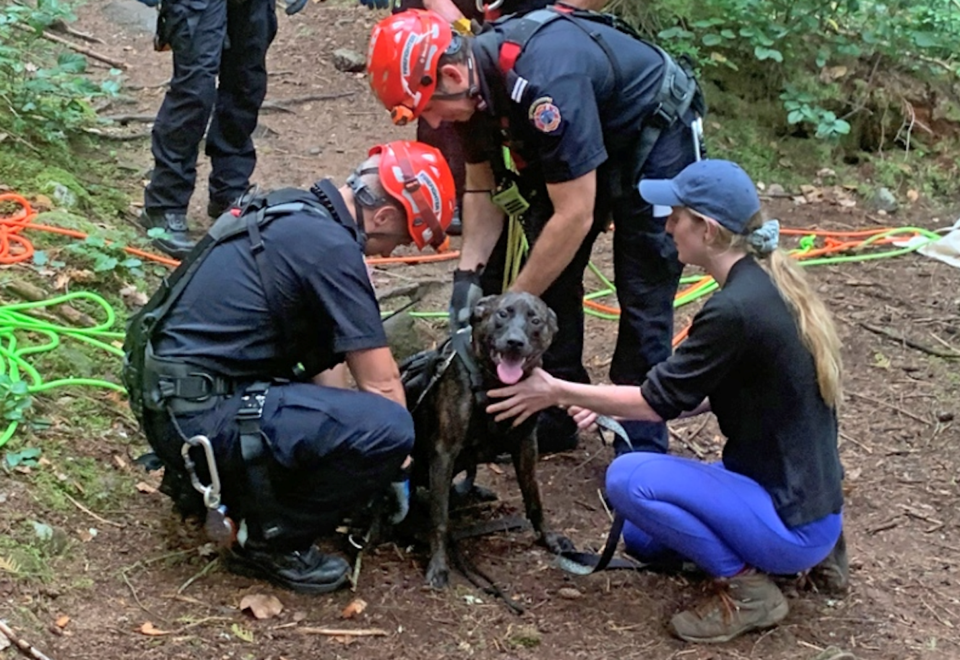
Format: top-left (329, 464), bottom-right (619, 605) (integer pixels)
top-left (145, 382), bottom-right (414, 550)
top-left (146, 0), bottom-right (278, 213)
top-left (606, 453), bottom-right (842, 577)
top-left (480, 119), bottom-right (695, 452)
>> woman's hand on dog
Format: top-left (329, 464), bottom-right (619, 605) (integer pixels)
top-left (486, 367), bottom-right (559, 426)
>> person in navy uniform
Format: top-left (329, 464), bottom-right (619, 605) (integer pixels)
top-left (367, 8), bottom-right (704, 454)
top-left (357, 0), bottom-right (603, 237)
top-left (134, 141), bottom-right (456, 594)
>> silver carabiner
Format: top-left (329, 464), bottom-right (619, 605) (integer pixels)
top-left (476, 0), bottom-right (504, 13)
top-left (181, 434), bottom-right (222, 510)
top-left (691, 116), bottom-right (705, 162)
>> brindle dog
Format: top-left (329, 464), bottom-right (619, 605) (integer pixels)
top-left (407, 291), bottom-right (574, 589)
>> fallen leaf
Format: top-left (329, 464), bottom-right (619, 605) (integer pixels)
top-left (340, 598), bottom-right (367, 619)
top-left (120, 284), bottom-right (149, 307)
top-left (292, 611), bottom-right (307, 623)
top-left (838, 198), bottom-right (857, 208)
top-left (0, 633), bottom-right (9, 650)
top-left (53, 272), bottom-right (71, 290)
top-left (140, 621), bottom-right (171, 636)
top-left (486, 463), bottom-right (504, 476)
top-left (135, 481), bottom-right (157, 494)
top-left (240, 593), bottom-right (284, 620)
top-left (55, 615), bottom-right (70, 628)
top-left (557, 587), bottom-right (582, 600)
top-left (907, 189), bottom-right (919, 202)
top-left (330, 635), bottom-right (356, 646)
top-left (77, 528), bottom-right (98, 542)
top-left (816, 168), bottom-right (836, 178)
top-left (113, 455), bottom-right (129, 470)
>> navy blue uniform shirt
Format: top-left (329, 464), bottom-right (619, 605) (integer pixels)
top-left (460, 15), bottom-right (665, 184)
top-left (641, 257), bottom-right (844, 528)
top-left (155, 195), bottom-right (387, 380)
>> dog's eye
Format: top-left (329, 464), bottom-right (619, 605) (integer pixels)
top-left (530, 317), bottom-right (542, 326)
top-left (497, 309), bottom-right (509, 319)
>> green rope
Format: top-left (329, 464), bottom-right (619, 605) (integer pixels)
top-left (0, 291), bottom-right (125, 448)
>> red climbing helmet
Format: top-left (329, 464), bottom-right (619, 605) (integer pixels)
top-left (367, 10), bottom-right (454, 126)
top-left (371, 140), bottom-right (455, 251)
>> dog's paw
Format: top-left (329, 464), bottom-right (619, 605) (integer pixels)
top-left (426, 556), bottom-right (450, 589)
top-left (541, 531), bottom-right (576, 555)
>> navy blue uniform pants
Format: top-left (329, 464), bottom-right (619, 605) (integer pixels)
top-left (481, 120), bottom-right (696, 453)
top-left (145, 0), bottom-right (278, 214)
top-left (145, 382), bottom-right (414, 551)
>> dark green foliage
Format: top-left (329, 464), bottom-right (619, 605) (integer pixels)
top-left (0, 0), bottom-right (121, 145)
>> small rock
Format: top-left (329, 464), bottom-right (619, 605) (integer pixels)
top-left (937, 412), bottom-right (954, 423)
top-left (51, 183), bottom-right (78, 209)
top-left (557, 587), bottom-right (582, 600)
top-left (766, 183), bottom-right (786, 196)
top-left (867, 187), bottom-right (898, 213)
top-left (307, 146), bottom-right (322, 156)
top-left (333, 48), bottom-right (366, 73)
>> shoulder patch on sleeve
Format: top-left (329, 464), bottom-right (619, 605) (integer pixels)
top-left (528, 96), bottom-right (561, 133)
top-left (510, 75), bottom-right (529, 103)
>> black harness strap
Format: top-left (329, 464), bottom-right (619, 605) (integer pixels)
top-left (493, 7), bottom-right (705, 188)
top-left (236, 381), bottom-right (283, 541)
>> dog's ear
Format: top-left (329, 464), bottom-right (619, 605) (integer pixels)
top-left (470, 294), bottom-right (499, 326)
top-left (545, 305), bottom-right (558, 336)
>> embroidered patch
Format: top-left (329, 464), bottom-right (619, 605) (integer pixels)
top-left (529, 96), bottom-right (561, 133)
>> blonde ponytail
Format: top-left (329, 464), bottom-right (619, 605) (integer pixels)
top-left (718, 213), bottom-right (843, 409)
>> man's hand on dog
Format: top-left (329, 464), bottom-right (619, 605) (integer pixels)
top-left (487, 367), bottom-right (559, 426)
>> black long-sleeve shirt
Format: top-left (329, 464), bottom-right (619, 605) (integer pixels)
top-left (641, 257), bottom-right (844, 528)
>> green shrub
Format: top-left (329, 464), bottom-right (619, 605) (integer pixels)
top-left (611, 0), bottom-right (960, 143)
top-left (0, 0), bottom-right (120, 145)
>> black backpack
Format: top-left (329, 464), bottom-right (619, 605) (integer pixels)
top-left (121, 187), bottom-right (333, 425)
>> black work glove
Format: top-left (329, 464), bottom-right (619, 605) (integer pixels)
top-left (449, 269), bottom-right (483, 334)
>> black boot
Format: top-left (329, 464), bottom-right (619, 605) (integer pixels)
top-left (809, 531), bottom-right (849, 594)
top-left (535, 408), bottom-right (579, 454)
top-left (139, 209), bottom-right (195, 259)
top-left (207, 198), bottom-right (235, 220)
top-left (224, 544), bottom-right (350, 595)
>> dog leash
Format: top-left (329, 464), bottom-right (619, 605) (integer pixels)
top-left (449, 514), bottom-right (531, 615)
top-left (553, 415), bottom-right (642, 575)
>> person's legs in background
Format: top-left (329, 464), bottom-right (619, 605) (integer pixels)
top-left (609, 120), bottom-right (697, 454)
top-left (142, 0), bottom-right (226, 257)
top-left (206, 0), bottom-right (278, 218)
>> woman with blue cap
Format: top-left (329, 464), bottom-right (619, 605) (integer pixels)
top-left (486, 159), bottom-right (846, 643)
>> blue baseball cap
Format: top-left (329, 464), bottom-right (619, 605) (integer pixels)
top-left (639, 160), bottom-right (761, 234)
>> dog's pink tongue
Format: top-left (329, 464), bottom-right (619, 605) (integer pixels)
top-left (497, 358), bottom-right (525, 385)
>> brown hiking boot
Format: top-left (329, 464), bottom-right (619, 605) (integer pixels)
top-left (670, 571), bottom-right (789, 643)
top-left (808, 532), bottom-right (849, 594)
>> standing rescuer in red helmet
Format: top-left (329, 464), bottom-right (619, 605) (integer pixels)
top-left (366, 8), bottom-right (706, 456)
top-left (123, 141), bottom-right (455, 594)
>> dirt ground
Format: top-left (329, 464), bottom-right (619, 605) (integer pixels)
top-left (2, 3), bottom-right (960, 660)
